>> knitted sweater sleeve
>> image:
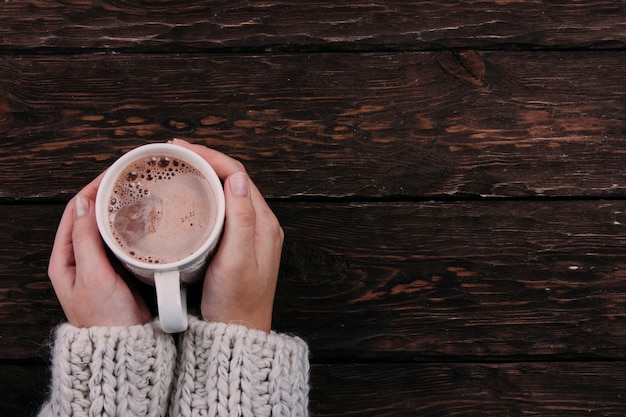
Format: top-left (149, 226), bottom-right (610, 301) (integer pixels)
top-left (169, 317), bottom-right (310, 417)
top-left (38, 321), bottom-right (177, 417)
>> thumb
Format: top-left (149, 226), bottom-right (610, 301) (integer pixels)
top-left (217, 173), bottom-right (257, 263)
top-left (71, 195), bottom-right (111, 278)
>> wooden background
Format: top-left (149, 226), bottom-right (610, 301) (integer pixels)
top-left (2, 1), bottom-right (626, 415)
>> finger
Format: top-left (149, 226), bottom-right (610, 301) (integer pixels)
top-left (245, 169), bottom-right (283, 243)
top-left (71, 194), bottom-right (116, 286)
top-left (48, 172), bottom-right (107, 286)
top-left (218, 173), bottom-right (257, 263)
top-left (170, 139), bottom-right (246, 179)
top-left (250, 189), bottom-right (284, 276)
top-left (48, 198), bottom-right (79, 292)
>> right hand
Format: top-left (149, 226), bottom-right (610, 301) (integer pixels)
top-left (171, 139), bottom-right (284, 333)
top-left (48, 173), bottom-right (152, 328)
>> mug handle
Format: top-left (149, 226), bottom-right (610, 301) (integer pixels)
top-left (154, 270), bottom-right (188, 333)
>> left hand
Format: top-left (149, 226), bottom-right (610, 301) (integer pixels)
top-left (48, 173), bottom-right (152, 327)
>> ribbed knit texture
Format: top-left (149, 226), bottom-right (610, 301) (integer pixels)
top-left (38, 321), bottom-right (176, 417)
top-left (169, 317), bottom-right (310, 417)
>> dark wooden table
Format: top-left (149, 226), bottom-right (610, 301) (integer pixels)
top-left (3, 2), bottom-right (626, 416)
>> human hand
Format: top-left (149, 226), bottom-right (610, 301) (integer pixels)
top-left (171, 139), bottom-right (284, 333)
top-left (48, 173), bottom-right (152, 327)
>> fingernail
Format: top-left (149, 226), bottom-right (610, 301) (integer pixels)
top-left (75, 195), bottom-right (89, 218)
top-left (230, 173), bottom-right (249, 196)
top-left (171, 138), bottom-right (189, 144)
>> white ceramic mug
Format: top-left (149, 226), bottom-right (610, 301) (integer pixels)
top-left (95, 143), bottom-right (225, 333)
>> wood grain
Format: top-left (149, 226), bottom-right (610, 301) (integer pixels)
top-left (3, 2), bottom-right (626, 415)
top-left (0, 365), bottom-right (50, 417)
top-left (310, 362), bottom-right (626, 416)
top-left (2, 52), bottom-right (626, 200)
top-left (6, 362), bottom-right (626, 417)
top-left (276, 200), bottom-right (626, 361)
top-left (4, 201), bottom-right (626, 360)
top-left (1, 1), bottom-right (625, 52)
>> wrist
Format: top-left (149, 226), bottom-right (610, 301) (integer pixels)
top-left (200, 308), bottom-right (272, 333)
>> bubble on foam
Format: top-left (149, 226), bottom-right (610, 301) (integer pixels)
top-left (110, 156), bottom-right (202, 206)
top-left (126, 170), bottom-right (138, 182)
top-left (180, 210), bottom-right (201, 227)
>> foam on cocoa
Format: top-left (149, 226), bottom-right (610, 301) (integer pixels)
top-left (107, 155), bottom-right (216, 264)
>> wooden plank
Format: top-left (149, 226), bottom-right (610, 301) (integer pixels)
top-left (4, 201), bottom-right (626, 360)
top-left (0, 364), bottom-right (50, 417)
top-left (275, 200), bottom-right (626, 360)
top-left (2, 52), bottom-right (626, 200)
top-left (5, 362), bottom-right (626, 417)
top-left (1, 205), bottom-right (66, 358)
top-left (1, 1), bottom-right (625, 51)
top-left (310, 362), bottom-right (626, 416)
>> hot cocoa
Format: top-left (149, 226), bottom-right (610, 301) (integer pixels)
top-left (106, 155), bottom-right (217, 264)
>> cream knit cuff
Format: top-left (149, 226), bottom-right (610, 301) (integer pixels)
top-left (170, 317), bottom-right (310, 417)
top-left (38, 321), bottom-right (176, 417)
